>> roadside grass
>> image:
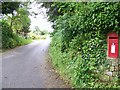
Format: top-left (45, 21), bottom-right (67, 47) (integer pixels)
top-left (40, 35), bottom-right (47, 39)
top-left (1, 34), bottom-right (49, 53)
top-left (15, 35), bottom-right (32, 46)
top-left (2, 34), bottom-right (32, 53)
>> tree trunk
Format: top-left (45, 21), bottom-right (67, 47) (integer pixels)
top-left (10, 13), bottom-right (13, 32)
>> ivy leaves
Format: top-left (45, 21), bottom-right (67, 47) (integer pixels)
top-left (48, 2), bottom-right (120, 88)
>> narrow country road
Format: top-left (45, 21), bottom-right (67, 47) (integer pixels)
top-left (2, 37), bottom-right (70, 88)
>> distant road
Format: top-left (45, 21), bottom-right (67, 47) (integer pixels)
top-left (2, 38), bottom-right (70, 88)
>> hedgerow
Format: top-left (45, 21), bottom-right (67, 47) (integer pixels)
top-left (48, 2), bottom-right (120, 88)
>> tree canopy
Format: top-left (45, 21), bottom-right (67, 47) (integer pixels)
top-left (2, 2), bottom-right (21, 14)
top-left (1, 2), bottom-right (32, 49)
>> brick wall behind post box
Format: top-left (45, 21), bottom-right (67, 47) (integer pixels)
top-left (109, 36), bottom-right (119, 82)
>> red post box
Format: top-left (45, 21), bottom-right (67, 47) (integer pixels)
top-left (107, 32), bottom-right (119, 58)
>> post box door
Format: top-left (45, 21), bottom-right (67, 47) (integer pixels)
top-left (107, 32), bottom-right (119, 58)
top-left (108, 40), bottom-right (118, 58)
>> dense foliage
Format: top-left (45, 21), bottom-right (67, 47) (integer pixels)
top-left (43, 2), bottom-right (120, 88)
top-left (1, 20), bottom-right (32, 49)
top-left (1, 2), bottom-right (32, 49)
top-left (2, 2), bottom-right (21, 14)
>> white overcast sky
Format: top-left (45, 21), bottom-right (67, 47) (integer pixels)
top-left (28, 2), bottom-right (54, 32)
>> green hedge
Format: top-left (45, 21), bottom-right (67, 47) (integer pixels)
top-left (49, 2), bottom-right (120, 88)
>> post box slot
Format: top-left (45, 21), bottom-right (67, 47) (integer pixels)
top-left (109, 37), bottom-right (118, 39)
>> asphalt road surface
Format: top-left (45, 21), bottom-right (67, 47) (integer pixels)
top-left (2, 38), bottom-right (70, 88)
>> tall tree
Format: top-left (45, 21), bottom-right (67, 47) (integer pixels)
top-left (2, 2), bottom-right (31, 36)
top-left (15, 7), bottom-right (31, 35)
